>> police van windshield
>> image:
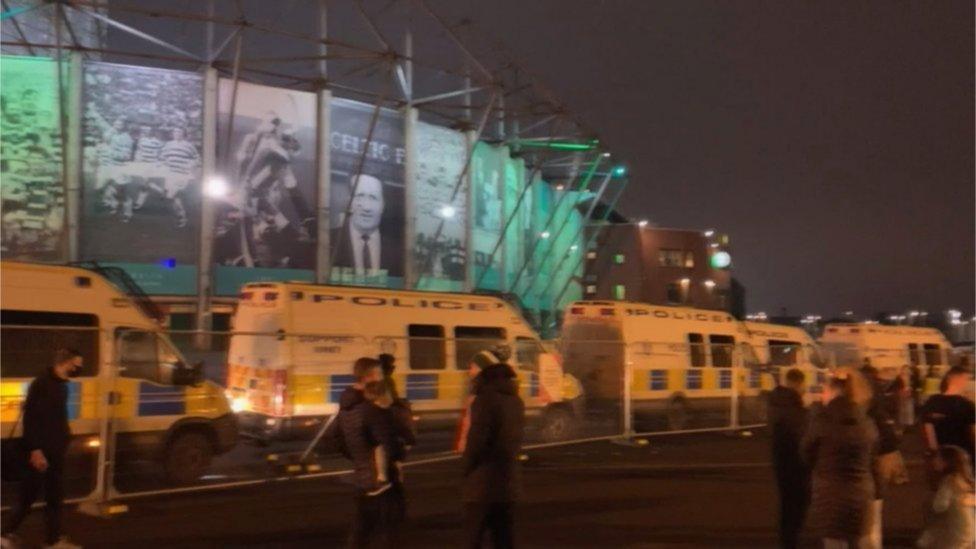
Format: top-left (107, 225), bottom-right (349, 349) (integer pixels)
top-left (118, 328), bottom-right (186, 385)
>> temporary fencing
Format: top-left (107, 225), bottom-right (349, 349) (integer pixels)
top-left (0, 324), bottom-right (958, 512)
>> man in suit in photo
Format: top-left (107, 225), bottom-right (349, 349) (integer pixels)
top-left (331, 174), bottom-right (403, 278)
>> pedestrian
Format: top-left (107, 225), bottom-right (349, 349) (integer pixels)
top-left (462, 345), bottom-right (525, 549)
top-left (920, 366), bottom-right (976, 485)
top-left (916, 445), bottom-right (975, 549)
top-left (1, 349), bottom-right (84, 549)
top-left (894, 365), bottom-right (914, 429)
top-left (860, 364), bottom-right (907, 549)
top-left (378, 353), bottom-right (415, 449)
top-left (337, 357), bottom-right (397, 549)
top-left (768, 368), bottom-right (809, 549)
top-left (802, 368), bottom-right (878, 549)
top-left (362, 380), bottom-right (410, 548)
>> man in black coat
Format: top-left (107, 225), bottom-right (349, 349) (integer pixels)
top-left (3, 349), bottom-right (82, 549)
top-left (462, 347), bottom-right (525, 549)
top-left (334, 357), bottom-right (399, 548)
top-left (768, 368), bottom-right (809, 549)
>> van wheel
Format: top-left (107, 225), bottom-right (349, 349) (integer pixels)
top-left (164, 431), bottom-right (212, 485)
top-left (667, 398), bottom-right (689, 431)
top-left (539, 405), bottom-right (576, 442)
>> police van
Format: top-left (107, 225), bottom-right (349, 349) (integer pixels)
top-left (561, 301), bottom-right (768, 430)
top-left (819, 323), bottom-right (953, 393)
top-left (743, 321), bottom-right (827, 405)
top-left (225, 282), bottom-right (577, 442)
top-left (0, 262), bottom-right (237, 487)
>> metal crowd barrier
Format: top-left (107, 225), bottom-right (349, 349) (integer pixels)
top-left (0, 324), bottom-right (962, 512)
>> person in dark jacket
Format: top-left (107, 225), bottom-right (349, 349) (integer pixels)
top-left (768, 368), bottom-right (809, 549)
top-left (337, 357), bottom-right (397, 548)
top-left (2, 349), bottom-right (83, 549)
top-left (802, 369), bottom-right (878, 549)
top-left (861, 365), bottom-right (906, 548)
top-left (462, 347), bottom-right (525, 549)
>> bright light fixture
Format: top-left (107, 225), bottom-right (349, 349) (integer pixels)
top-left (704, 230), bottom-right (715, 237)
top-left (637, 219), bottom-right (648, 227)
top-left (205, 176), bottom-right (229, 198)
top-left (439, 205), bottom-right (456, 219)
top-left (704, 280), bottom-right (716, 289)
top-left (540, 231), bottom-right (551, 239)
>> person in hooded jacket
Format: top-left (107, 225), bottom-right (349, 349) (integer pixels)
top-left (336, 357), bottom-right (398, 548)
top-left (768, 368), bottom-right (809, 549)
top-left (462, 346), bottom-right (525, 549)
top-left (802, 368), bottom-right (879, 549)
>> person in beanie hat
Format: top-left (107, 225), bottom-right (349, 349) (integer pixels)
top-left (460, 345), bottom-right (524, 548)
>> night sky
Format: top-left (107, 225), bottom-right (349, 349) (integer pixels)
top-left (103, 1), bottom-right (973, 318)
top-left (443, 1), bottom-right (974, 317)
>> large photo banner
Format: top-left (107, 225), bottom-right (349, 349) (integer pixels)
top-left (214, 79), bottom-right (317, 275)
top-left (1, 56), bottom-right (65, 261)
top-left (471, 143), bottom-right (504, 290)
top-left (413, 121), bottom-right (467, 291)
top-left (80, 62), bottom-right (203, 268)
top-left (329, 98), bottom-right (405, 287)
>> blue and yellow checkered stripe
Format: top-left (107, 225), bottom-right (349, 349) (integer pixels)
top-left (289, 369), bottom-right (542, 411)
top-left (632, 367), bottom-right (738, 394)
top-left (1, 379), bottom-right (99, 423)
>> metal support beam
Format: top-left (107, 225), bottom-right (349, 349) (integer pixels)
top-left (65, 51), bottom-right (83, 261)
top-left (473, 119), bottom-right (567, 290)
top-left (195, 67), bottom-right (219, 348)
top-left (533, 172), bottom-right (612, 302)
top-left (509, 152), bottom-right (601, 292)
top-left (315, 89), bottom-right (333, 282)
top-left (68, 5), bottom-right (204, 62)
top-left (552, 178), bottom-right (629, 306)
top-left (412, 86), bottom-right (487, 106)
top-left (524, 170), bottom-right (613, 299)
top-left (315, 0), bottom-right (331, 283)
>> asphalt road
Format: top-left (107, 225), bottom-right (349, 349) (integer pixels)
top-left (3, 428), bottom-right (935, 548)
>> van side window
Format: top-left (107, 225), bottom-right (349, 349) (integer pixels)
top-left (709, 335), bottom-right (735, 368)
top-left (923, 344), bottom-right (942, 366)
top-left (117, 329), bottom-right (182, 385)
top-left (767, 339), bottom-right (800, 366)
top-left (0, 310), bottom-right (99, 378)
top-left (407, 324), bottom-right (445, 370)
top-left (687, 333), bottom-right (706, 367)
top-left (515, 336), bottom-right (543, 372)
top-left (907, 343), bottom-right (921, 366)
top-left (455, 326), bottom-right (506, 370)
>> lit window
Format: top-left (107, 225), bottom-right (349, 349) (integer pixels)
top-left (614, 254), bottom-right (625, 265)
top-left (659, 249), bottom-right (692, 268)
top-left (585, 285), bottom-right (597, 294)
top-left (586, 251), bottom-right (597, 260)
top-left (613, 285), bottom-right (626, 300)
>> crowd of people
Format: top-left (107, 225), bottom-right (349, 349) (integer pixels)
top-left (770, 360), bottom-right (975, 549)
top-left (2, 348), bottom-right (973, 548)
top-left (316, 345), bottom-right (524, 548)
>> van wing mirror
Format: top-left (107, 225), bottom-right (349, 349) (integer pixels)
top-left (173, 361), bottom-right (204, 386)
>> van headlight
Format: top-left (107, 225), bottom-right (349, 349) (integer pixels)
top-left (231, 397), bottom-right (248, 413)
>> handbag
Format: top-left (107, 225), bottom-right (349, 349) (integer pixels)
top-left (1, 406), bottom-right (28, 482)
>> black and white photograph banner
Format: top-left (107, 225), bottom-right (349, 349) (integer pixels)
top-left (214, 79), bottom-right (317, 270)
top-left (329, 98), bottom-right (405, 286)
top-left (413, 121), bottom-right (467, 290)
top-left (80, 62), bottom-right (203, 264)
